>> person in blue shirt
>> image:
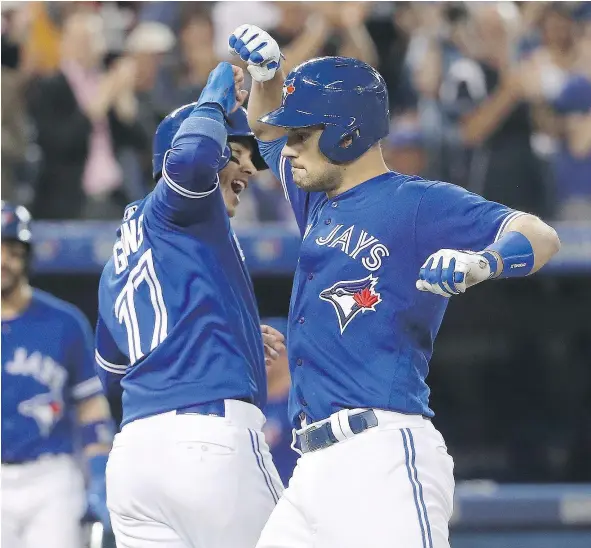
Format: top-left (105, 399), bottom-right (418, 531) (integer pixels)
top-left (1, 202), bottom-right (114, 548)
top-left (230, 25), bottom-right (561, 548)
top-left (95, 63), bottom-right (285, 548)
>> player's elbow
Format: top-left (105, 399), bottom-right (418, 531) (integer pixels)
top-left (516, 215), bottom-right (561, 271)
top-left (543, 224), bottom-right (561, 258)
top-left (164, 138), bottom-right (219, 187)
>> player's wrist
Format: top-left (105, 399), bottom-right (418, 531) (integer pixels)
top-left (482, 231), bottom-right (534, 279)
top-left (480, 250), bottom-right (502, 279)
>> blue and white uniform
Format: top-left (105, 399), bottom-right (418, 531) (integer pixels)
top-left (255, 135), bottom-right (523, 548)
top-left (96, 76), bottom-right (282, 548)
top-left (2, 289), bottom-right (102, 548)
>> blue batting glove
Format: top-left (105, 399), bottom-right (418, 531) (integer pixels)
top-left (228, 24), bottom-right (282, 83)
top-left (196, 62), bottom-right (237, 115)
top-left (86, 455), bottom-right (112, 533)
top-left (416, 249), bottom-right (492, 297)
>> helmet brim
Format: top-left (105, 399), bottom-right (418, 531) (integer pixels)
top-left (258, 106), bottom-right (319, 129)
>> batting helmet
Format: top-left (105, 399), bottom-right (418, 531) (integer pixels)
top-left (259, 57), bottom-right (390, 164)
top-left (1, 201), bottom-right (33, 246)
top-left (152, 105), bottom-right (266, 181)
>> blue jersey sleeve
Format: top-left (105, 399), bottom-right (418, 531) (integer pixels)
top-left (95, 315), bottom-right (127, 424)
top-left (415, 182), bottom-right (526, 259)
top-left (66, 308), bottom-right (103, 402)
top-left (150, 106), bottom-right (229, 227)
top-left (256, 136), bottom-right (324, 236)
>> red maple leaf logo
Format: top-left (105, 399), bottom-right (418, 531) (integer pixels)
top-left (49, 401), bottom-right (62, 415)
top-left (286, 84), bottom-right (295, 95)
top-left (353, 287), bottom-right (379, 309)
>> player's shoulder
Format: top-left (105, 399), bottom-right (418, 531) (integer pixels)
top-left (30, 289), bottom-right (89, 330)
top-left (379, 172), bottom-right (442, 203)
top-left (398, 175), bottom-right (475, 202)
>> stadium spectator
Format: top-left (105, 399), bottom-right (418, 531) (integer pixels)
top-left (153, 12), bottom-right (219, 113)
top-left (549, 14), bottom-right (591, 220)
top-left (123, 21), bottom-right (175, 195)
top-left (26, 11), bottom-right (148, 220)
top-left (266, 1), bottom-right (378, 73)
top-left (413, 3), bottom-right (550, 216)
top-left (1, 3), bottom-right (29, 203)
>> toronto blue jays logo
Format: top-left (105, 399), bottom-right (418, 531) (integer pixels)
top-left (320, 275), bottom-right (382, 334)
top-left (282, 79), bottom-right (296, 104)
top-left (18, 393), bottom-right (64, 437)
top-left (5, 348), bottom-right (67, 436)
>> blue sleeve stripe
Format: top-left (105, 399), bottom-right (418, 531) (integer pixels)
top-left (278, 155), bottom-right (291, 203)
top-left (95, 350), bottom-right (127, 375)
top-left (494, 211), bottom-right (527, 242)
top-left (72, 376), bottom-right (103, 400)
top-left (172, 116), bottom-right (227, 150)
top-left (162, 149), bottom-right (220, 199)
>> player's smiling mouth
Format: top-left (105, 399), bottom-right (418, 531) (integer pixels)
top-left (231, 179), bottom-right (247, 196)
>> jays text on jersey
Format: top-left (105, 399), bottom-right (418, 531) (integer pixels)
top-left (2, 289), bottom-right (102, 462)
top-left (259, 137), bottom-right (524, 427)
top-left (96, 108), bottom-right (267, 426)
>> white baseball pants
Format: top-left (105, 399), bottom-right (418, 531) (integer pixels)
top-left (256, 410), bottom-right (455, 548)
top-left (1, 454), bottom-right (86, 548)
top-left (106, 399), bottom-right (283, 548)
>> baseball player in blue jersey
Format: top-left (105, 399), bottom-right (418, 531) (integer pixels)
top-left (229, 25), bottom-right (562, 548)
top-left (95, 63), bottom-right (284, 548)
top-left (1, 202), bottom-right (114, 548)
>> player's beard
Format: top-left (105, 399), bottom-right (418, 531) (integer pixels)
top-left (293, 163), bottom-right (343, 194)
top-left (1, 267), bottom-right (25, 300)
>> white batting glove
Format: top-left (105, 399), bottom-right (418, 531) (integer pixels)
top-left (228, 24), bottom-right (282, 83)
top-left (416, 250), bottom-right (493, 298)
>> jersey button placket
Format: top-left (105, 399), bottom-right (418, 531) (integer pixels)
top-left (298, 317), bottom-right (305, 324)
top-left (296, 358), bottom-right (303, 366)
top-left (324, 218), bottom-right (331, 225)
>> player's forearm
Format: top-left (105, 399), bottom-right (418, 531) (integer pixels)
top-left (248, 72), bottom-right (286, 142)
top-left (77, 395), bottom-right (115, 457)
top-left (164, 105), bottom-right (227, 192)
top-left (498, 214), bottom-right (561, 275)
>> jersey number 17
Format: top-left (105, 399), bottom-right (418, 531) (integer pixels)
top-left (114, 249), bottom-right (168, 364)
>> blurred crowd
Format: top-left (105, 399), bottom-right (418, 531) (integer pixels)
top-left (2, 1), bottom-right (591, 224)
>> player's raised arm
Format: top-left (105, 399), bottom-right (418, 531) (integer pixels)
top-left (228, 25), bottom-right (286, 143)
top-left (151, 62), bottom-right (247, 224)
top-left (414, 183), bottom-right (561, 297)
top-left (229, 25), bottom-right (326, 234)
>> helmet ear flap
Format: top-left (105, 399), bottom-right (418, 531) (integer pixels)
top-left (319, 124), bottom-right (368, 164)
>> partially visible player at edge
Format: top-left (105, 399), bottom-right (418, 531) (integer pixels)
top-left (1, 202), bottom-right (114, 548)
top-left (230, 24), bottom-right (561, 548)
top-left (95, 62), bottom-right (284, 548)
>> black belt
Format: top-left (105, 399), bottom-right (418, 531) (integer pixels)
top-left (297, 409), bottom-right (378, 453)
top-left (176, 398), bottom-right (252, 418)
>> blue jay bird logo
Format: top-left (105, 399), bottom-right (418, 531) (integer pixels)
top-left (18, 393), bottom-right (64, 437)
top-left (320, 275), bottom-right (382, 334)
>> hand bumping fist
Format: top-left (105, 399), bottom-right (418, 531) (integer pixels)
top-left (228, 24), bottom-right (282, 83)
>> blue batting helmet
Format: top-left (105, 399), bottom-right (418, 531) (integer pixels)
top-left (152, 105), bottom-right (266, 181)
top-left (259, 57), bottom-right (390, 164)
top-left (1, 201), bottom-right (33, 246)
